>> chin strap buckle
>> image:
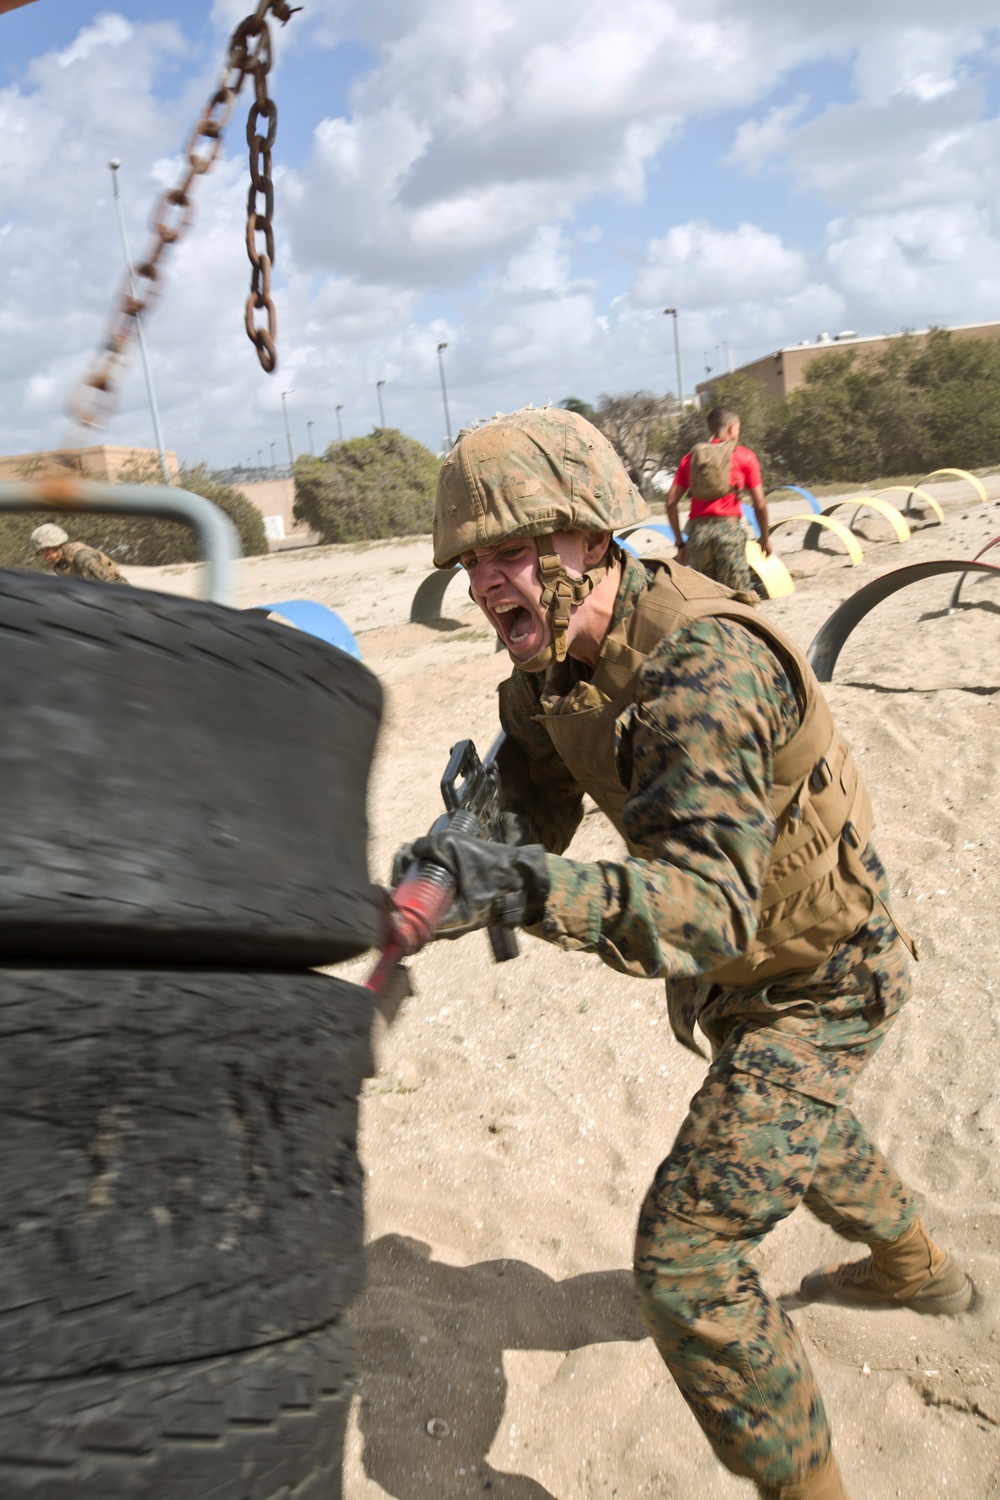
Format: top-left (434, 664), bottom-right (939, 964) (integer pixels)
top-left (534, 533), bottom-right (610, 664)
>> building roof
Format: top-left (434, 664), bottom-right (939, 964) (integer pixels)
top-left (772, 318), bottom-right (1000, 356)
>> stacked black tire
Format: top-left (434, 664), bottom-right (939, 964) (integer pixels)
top-left (0, 572), bottom-right (384, 1498)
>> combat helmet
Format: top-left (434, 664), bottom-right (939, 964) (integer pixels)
top-left (434, 405), bottom-right (649, 671)
top-left (30, 523), bottom-right (69, 551)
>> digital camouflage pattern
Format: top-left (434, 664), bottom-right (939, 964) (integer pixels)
top-left (634, 917), bottom-right (914, 1488)
top-left (496, 548), bottom-right (915, 1490)
top-left (684, 516), bottom-right (754, 593)
top-left (499, 552), bottom-right (800, 1009)
top-left (499, 554), bottom-right (907, 1099)
top-left (52, 541), bottom-right (131, 586)
top-left (433, 405), bottom-right (649, 569)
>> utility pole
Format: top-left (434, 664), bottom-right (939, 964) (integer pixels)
top-left (108, 160), bottom-right (170, 482)
top-left (257, 449), bottom-right (263, 467)
top-left (307, 419), bottom-right (315, 456)
top-left (281, 389), bottom-right (295, 468)
top-left (270, 441), bottom-right (277, 469)
top-left (436, 341), bottom-right (453, 448)
top-left (376, 379), bottom-right (386, 429)
top-left (335, 404), bottom-right (344, 442)
top-left (663, 307), bottom-right (685, 410)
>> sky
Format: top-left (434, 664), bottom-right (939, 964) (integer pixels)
top-left (2, 1), bottom-right (1000, 467)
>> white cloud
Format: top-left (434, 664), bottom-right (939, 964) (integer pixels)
top-left (825, 205), bottom-right (1000, 325)
top-left (280, 0), bottom-right (701, 289)
top-left (632, 222), bottom-right (809, 310)
top-left (733, 89), bottom-right (1000, 214)
top-left (851, 24), bottom-right (982, 105)
top-left (728, 99), bottom-right (806, 175)
top-left (3, 3), bottom-right (1000, 467)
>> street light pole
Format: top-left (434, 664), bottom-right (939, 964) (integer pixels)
top-left (663, 307), bottom-right (685, 410)
top-left (281, 388), bottom-right (295, 468)
top-left (109, 160), bottom-right (170, 482)
top-left (270, 441), bottom-right (277, 469)
top-left (436, 341), bottom-right (453, 448)
top-left (307, 420), bottom-right (315, 456)
top-left (376, 379), bottom-right (386, 429)
top-left (335, 404), bottom-right (344, 442)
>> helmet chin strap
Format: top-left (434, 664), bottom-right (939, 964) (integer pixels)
top-left (513, 534), bottom-right (613, 674)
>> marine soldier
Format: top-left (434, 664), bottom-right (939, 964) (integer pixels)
top-left (665, 404), bottom-right (770, 592)
top-left (30, 523), bottom-right (131, 585)
top-left (394, 406), bottom-right (972, 1500)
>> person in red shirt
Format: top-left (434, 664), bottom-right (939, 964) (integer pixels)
top-left (665, 406), bottom-right (770, 592)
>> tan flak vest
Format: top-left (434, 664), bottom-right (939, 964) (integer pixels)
top-left (525, 559), bottom-right (915, 986)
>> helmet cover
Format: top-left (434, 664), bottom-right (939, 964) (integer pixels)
top-left (31, 523), bottom-right (69, 551)
top-left (433, 405), bottom-right (649, 569)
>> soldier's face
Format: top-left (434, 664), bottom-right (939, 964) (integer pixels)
top-left (461, 531), bottom-right (593, 663)
top-left (40, 547), bottom-right (61, 563)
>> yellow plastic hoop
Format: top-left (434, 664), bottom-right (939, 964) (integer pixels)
top-left (770, 513), bottom-right (864, 566)
top-left (746, 538), bottom-right (795, 598)
top-left (874, 486), bottom-right (944, 524)
top-left (823, 497), bottom-right (910, 543)
top-left (918, 468), bottom-right (988, 504)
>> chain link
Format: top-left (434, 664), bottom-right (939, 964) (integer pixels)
top-left (69, 0), bottom-right (300, 428)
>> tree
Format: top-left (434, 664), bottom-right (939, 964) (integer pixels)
top-left (293, 428), bottom-right (441, 544)
top-left (757, 330), bottom-right (1000, 483)
top-left (590, 391), bottom-right (680, 498)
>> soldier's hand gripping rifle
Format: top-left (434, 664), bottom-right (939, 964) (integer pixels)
top-left (366, 733), bottom-right (521, 999)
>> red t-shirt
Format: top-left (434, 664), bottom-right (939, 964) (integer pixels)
top-left (676, 439), bottom-right (762, 518)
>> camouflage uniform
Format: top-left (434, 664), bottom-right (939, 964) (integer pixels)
top-left (53, 541), bottom-right (130, 586)
top-left (497, 551), bottom-right (914, 1491)
top-left (684, 516), bottom-right (754, 594)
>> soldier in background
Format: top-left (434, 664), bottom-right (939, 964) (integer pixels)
top-left (393, 406), bottom-right (972, 1500)
top-left (666, 404), bottom-right (770, 591)
top-left (30, 524), bottom-right (131, 585)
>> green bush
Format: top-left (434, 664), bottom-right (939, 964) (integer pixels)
top-left (293, 428), bottom-right (441, 544)
top-left (0, 459), bottom-right (268, 572)
top-left (699, 330), bottom-right (1000, 484)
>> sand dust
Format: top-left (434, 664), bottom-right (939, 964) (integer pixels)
top-left (136, 474), bottom-right (1000, 1498)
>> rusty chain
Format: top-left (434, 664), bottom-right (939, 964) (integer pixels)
top-left (69, 0), bottom-right (300, 429)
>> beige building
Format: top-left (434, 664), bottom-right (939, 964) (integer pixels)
top-left (232, 477), bottom-right (317, 548)
top-left (0, 445), bottom-right (179, 483)
top-left (697, 319), bottom-right (1000, 403)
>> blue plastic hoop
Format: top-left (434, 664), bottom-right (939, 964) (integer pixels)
top-left (766, 484), bottom-right (820, 514)
top-left (251, 599), bottom-right (362, 659)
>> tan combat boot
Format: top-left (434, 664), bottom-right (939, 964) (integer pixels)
top-left (801, 1217), bottom-right (973, 1314)
top-left (759, 1449), bottom-right (850, 1499)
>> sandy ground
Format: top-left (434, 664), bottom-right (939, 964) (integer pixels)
top-left (137, 475), bottom-right (1000, 1498)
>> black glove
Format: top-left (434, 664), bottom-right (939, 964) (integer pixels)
top-left (496, 810), bottom-right (535, 846)
top-left (405, 828), bottom-right (550, 939)
top-left (390, 811), bottom-right (533, 889)
top-left (390, 841), bottom-right (417, 889)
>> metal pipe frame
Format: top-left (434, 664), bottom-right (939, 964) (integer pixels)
top-left (0, 478), bottom-right (242, 606)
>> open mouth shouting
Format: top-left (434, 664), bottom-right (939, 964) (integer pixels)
top-left (488, 599), bottom-right (544, 658)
